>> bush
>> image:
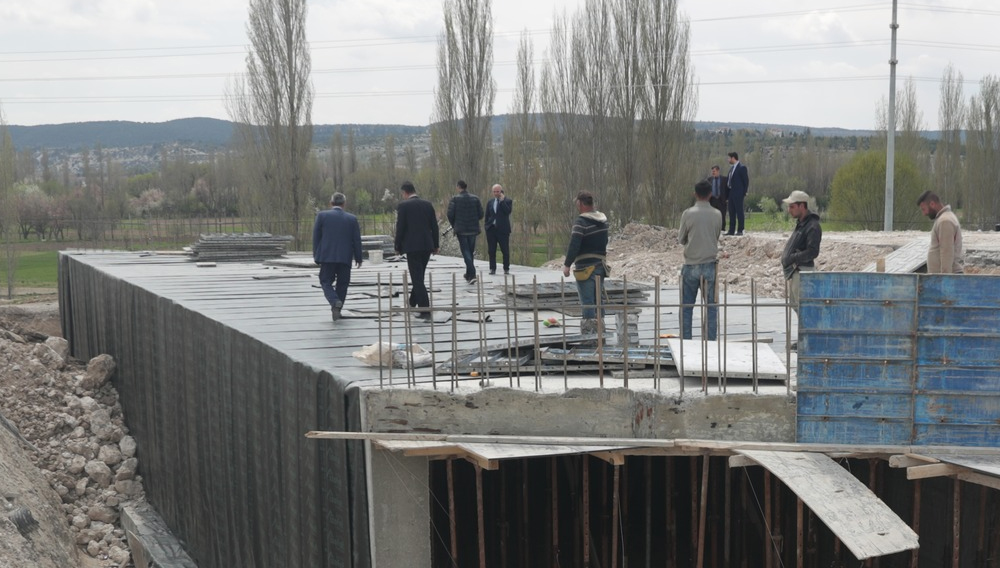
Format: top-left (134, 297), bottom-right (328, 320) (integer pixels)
top-left (829, 150), bottom-right (926, 230)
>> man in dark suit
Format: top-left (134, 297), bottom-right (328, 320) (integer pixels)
top-left (447, 179), bottom-right (484, 284)
top-left (708, 165), bottom-right (728, 231)
top-left (725, 151), bottom-right (750, 236)
top-left (485, 183), bottom-right (513, 275)
top-left (313, 192), bottom-right (362, 321)
top-left (394, 181), bottom-right (440, 319)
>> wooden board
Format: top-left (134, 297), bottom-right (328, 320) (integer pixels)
top-left (666, 339), bottom-right (787, 380)
top-left (923, 454), bottom-right (1000, 478)
top-left (861, 238), bottom-right (928, 273)
top-left (737, 450), bottom-right (919, 560)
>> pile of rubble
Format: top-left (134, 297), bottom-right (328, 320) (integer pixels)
top-left (0, 319), bottom-right (142, 567)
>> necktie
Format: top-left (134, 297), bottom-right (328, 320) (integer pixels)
top-left (712, 178), bottom-right (719, 197)
top-left (728, 165), bottom-right (735, 188)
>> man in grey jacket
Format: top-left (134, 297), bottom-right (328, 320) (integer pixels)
top-left (447, 180), bottom-right (484, 284)
top-left (678, 180), bottom-right (723, 340)
top-left (780, 190), bottom-right (822, 319)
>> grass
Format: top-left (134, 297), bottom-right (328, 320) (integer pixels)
top-left (0, 250), bottom-right (60, 288)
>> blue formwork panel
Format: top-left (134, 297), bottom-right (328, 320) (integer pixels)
top-left (916, 367), bottom-right (1000, 393)
top-left (796, 273), bottom-right (917, 445)
top-left (799, 272), bottom-right (918, 301)
top-left (797, 417), bottom-right (912, 445)
top-left (797, 360), bottom-right (912, 391)
top-left (915, 274), bottom-right (1000, 446)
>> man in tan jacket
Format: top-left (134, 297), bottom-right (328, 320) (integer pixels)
top-left (917, 191), bottom-right (963, 274)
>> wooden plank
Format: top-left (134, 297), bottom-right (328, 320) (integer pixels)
top-left (906, 463), bottom-right (962, 480)
top-left (921, 454), bottom-right (1000, 478)
top-left (738, 450), bottom-right (919, 560)
top-left (861, 239), bottom-right (928, 274)
top-left (666, 339), bottom-right (787, 380)
top-left (887, 454), bottom-right (939, 468)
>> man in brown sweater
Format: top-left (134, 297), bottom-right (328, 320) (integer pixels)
top-left (917, 191), bottom-right (963, 274)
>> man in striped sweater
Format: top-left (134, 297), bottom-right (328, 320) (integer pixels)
top-left (562, 191), bottom-right (609, 334)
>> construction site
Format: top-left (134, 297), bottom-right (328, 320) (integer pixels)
top-left (2, 226), bottom-right (991, 568)
top-left (30, 226), bottom-right (995, 568)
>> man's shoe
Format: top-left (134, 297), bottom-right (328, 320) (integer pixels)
top-left (331, 301), bottom-right (343, 321)
top-left (736, 231), bottom-right (744, 236)
top-left (468, 276), bottom-right (477, 285)
top-left (504, 269), bottom-right (510, 275)
top-left (489, 270), bottom-right (496, 275)
top-left (789, 341), bottom-right (798, 351)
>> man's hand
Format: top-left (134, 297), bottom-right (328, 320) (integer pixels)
top-left (433, 248), bottom-right (440, 255)
top-left (563, 265), bottom-right (571, 278)
top-left (355, 260), bottom-right (362, 268)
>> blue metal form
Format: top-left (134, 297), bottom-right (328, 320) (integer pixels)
top-left (796, 272), bottom-right (1000, 447)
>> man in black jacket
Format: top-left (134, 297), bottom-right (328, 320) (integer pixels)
top-left (485, 183), bottom-right (513, 275)
top-left (395, 181), bottom-right (440, 319)
top-left (447, 180), bottom-right (484, 284)
top-left (780, 190), bottom-right (822, 323)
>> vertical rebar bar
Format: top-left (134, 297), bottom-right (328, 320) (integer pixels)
top-left (653, 276), bottom-right (662, 391)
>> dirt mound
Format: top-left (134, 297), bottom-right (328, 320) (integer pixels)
top-left (0, 306), bottom-right (143, 568)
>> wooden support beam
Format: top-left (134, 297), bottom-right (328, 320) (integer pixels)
top-left (728, 454), bottom-right (758, 468)
top-left (906, 463), bottom-right (962, 480)
top-left (957, 471), bottom-right (1000, 492)
top-left (591, 451), bottom-right (626, 466)
top-left (889, 454), bottom-right (940, 468)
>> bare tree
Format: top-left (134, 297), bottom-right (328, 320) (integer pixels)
top-left (502, 31), bottom-right (541, 265)
top-left (936, 64), bottom-right (966, 205)
top-left (431, 0), bottom-right (496, 193)
top-left (227, 0), bottom-right (314, 241)
top-left (330, 128), bottom-right (344, 191)
top-left (0, 107), bottom-right (19, 298)
top-left (965, 75), bottom-right (1000, 230)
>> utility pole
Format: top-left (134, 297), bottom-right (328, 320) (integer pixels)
top-left (883, 0), bottom-right (899, 231)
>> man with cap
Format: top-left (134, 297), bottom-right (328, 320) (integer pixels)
top-left (780, 190), bottom-right (822, 326)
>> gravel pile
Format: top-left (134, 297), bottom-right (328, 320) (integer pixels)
top-left (0, 324), bottom-right (143, 567)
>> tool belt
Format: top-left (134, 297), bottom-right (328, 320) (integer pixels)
top-left (572, 254), bottom-right (610, 281)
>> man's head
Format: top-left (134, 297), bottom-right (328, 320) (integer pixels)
top-left (492, 184), bottom-right (503, 199)
top-left (400, 181), bottom-right (416, 196)
top-left (710, 166), bottom-right (720, 178)
top-left (917, 190), bottom-right (944, 219)
top-left (694, 180), bottom-right (712, 201)
top-left (782, 190), bottom-right (812, 221)
top-left (456, 180), bottom-right (468, 192)
top-left (331, 192), bottom-right (346, 207)
top-left (575, 191), bottom-right (595, 213)
top-left (727, 152), bottom-right (739, 164)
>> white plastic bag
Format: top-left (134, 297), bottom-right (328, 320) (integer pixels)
top-left (352, 342), bottom-right (433, 369)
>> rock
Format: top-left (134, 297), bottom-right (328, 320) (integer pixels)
top-left (98, 444), bottom-right (123, 466)
top-left (88, 505), bottom-right (117, 524)
top-left (32, 343), bottom-right (65, 370)
top-left (86, 540), bottom-right (101, 557)
top-left (108, 546), bottom-right (131, 565)
top-left (0, 329), bottom-right (26, 343)
top-left (76, 477), bottom-right (90, 496)
top-left (45, 336), bottom-right (70, 359)
top-left (72, 514), bottom-right (90, 529)
top-left (80, 354), bottom-right (116, 390)
top-left (84, 460), bottom-right (113, 487)
top-left (89, 408), bottom-right (116, 441)
top-left (68, 455), bottom-right (87, 474)
top-left (119, 435), bottom-right (137, 458)
top-left (116, 458), bottom-right (138, 481)
top-left (114, 479), bottom-right (142, 497)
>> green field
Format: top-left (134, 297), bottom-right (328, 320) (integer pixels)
top-left (0, 251), bottom-right (60, 288)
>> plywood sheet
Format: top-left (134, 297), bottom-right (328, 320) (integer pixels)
top-left (861, 239), bottom-right (928, 273)
top-left (738, 450), bottom-right (919, 560)
top-left (666, 339), bottom-right (786, 380)
top-left (924, 454), bottom-right (1000, 478)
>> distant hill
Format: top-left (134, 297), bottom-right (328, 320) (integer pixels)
top-left (8, 115), bottom-right (895, 150)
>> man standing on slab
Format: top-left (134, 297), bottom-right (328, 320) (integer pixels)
top-left (312, 192), bottom-right (362, 321)
top-left (917, 190), bottom-right (964, 274)
top-left (395, 181), bottom-right (440, 320)
top-left (708, 165), bottom-right (728, 231)
top-left (678, 180), bottom-right (723, 340)
top-left (447, 179), bottom-right (484, 284)
top-left (485, 183), bottom-right (513, 275)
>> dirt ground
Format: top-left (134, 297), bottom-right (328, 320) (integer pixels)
top-left (1, 225), bottom-right (998, 567)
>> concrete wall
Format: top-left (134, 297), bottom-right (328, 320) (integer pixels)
top-left (363, 387), bottom-right (796, 441)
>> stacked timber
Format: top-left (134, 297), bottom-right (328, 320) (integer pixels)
top-left (502, 280), bottom-right (652, 316)
top-left (189, 233), bottom-right (294, 262)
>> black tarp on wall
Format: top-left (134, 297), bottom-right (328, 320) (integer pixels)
top-left (59, 252), bottom-right (371, 568)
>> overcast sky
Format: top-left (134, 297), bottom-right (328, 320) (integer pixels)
top-left (1, 1), bottom-right (996, 130)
